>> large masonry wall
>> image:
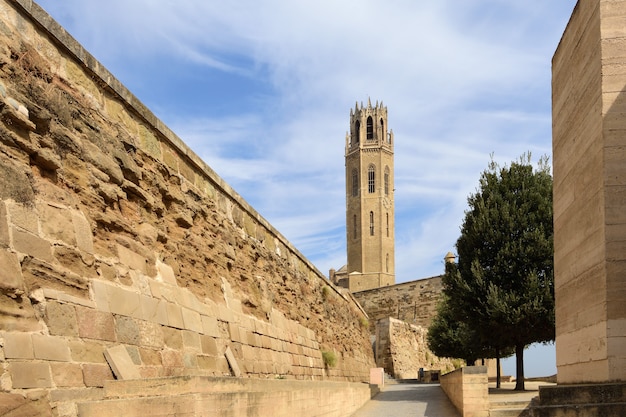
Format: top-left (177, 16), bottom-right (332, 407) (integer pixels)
top-left (552, 0), bottom-right (626, 383)
top-left (353, 275), bottom-right (443, 333)
top-left (374, 317), bottom-right (458, 380)
top-left (0, 0), bottom-right (374, 415)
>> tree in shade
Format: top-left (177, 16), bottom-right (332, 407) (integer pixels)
top-left (432, 153), bottom-right (554, 391)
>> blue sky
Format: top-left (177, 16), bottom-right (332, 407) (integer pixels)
top-left (35, 0), bottom-right (577, 378)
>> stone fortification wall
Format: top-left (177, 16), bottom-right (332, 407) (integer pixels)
top-left (0, 0), bottom-right (374, 415)
top-left (353, 275), bottom-right (443, 333)
top-left (375, 317), bottom-right (459, 380)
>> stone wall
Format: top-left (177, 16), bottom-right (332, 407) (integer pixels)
top-left (353, 275), bottom-right (443, 333)
top-left (374, 317), bottom-right (459, 379)
top-left (440, 366), bottom-right (489, 417)
top-left (552, 0), bottom-right (626, 384)
top-left (0, 0), bottom-right (374, 415)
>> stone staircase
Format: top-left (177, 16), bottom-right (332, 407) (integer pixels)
top-left (531, 382), bottom-right (626, 417)
top-left (489, 397), bottom-right (536, 417)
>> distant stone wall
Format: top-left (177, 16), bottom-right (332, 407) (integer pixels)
top-left (353, 275), bottom-right (443, 333)
top-left (375, 317), bottom-right (459, 379)
top-left (0, 0), bottom-right (374, 415)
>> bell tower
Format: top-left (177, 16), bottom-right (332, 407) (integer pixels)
top-left (344, 99), bottom-right (395, 291)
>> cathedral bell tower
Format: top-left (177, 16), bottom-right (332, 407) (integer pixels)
top-left (344, 99), bottom-right (395, 291)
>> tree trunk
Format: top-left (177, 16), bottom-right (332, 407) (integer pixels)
top-left (514, 344), bottom-right (525, 391)
top-left (496, 347), bottom-right (501, 389)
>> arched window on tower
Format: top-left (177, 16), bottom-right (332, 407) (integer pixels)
top-left (366, 116), bottom-right (373, 140)
top-left (353, 215), bottom-right (357, 239)
top-left (384, 167), bottom-right (390, 196)
top-left (354, 121), bottom-right (360, 145)
top-left (386, 254), bottom-right (389, 272)
top-left (369, 211), bottom-right (374, 236)
top-left (368, 165), bottom-right (375, 193)
top-left (351, 169), bottom-right (359, 197)
top-left (380, 118), bottom-right (384, 141)
top-left (386, 213), bottom-right (389, 237)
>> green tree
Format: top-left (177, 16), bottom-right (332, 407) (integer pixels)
top-left (444, 153), bottom-right (554, 391)
top-left (428, 263), bottom-right (490, 365)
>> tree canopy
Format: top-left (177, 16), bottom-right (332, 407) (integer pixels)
top-left (428, 154), bottom-right (554, 390)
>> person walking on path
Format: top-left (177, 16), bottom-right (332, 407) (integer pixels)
top-left (351, 383), bottom-right (459, 417)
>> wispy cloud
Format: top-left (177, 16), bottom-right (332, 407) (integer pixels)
top-left (36, 0), bottom-right (577, 281)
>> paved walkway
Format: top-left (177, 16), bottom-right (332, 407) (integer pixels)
top-left (350, 383), bottom-right (460, 417)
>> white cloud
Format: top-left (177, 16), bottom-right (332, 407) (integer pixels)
top-left (36, 0), bottom-right (577, 282)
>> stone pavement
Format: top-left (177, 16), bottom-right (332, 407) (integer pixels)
top-left (350, 383), bottom-right (460, 417)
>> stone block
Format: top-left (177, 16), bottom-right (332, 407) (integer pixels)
top-left (200, 336), bottom-right (219, 356)
top-left (39, 203), bottom-right (76, 246)
top-left (7, 201), bottom-right (39, 234)
top-left (76, 306), bottom-right (116, 341)
top-left (181, 307), bottom-right (203, 333)
top-left (183, 352), bottom-right (198, 368)
top-left (197, 355), bottom-right (217, 370)
top-left (104, 345), bottom-right (141, 380)
top-left (116, 244), bottom-right (147, 274)
top-left (91, 279), bottom-right (111, 312)
top-left (201, 315), bottom-right (220, 338)
top-left (32, 334), bottom-right (71, 361)
top-left (138, 319), bottom-right (164, 348)
top-left (0, 392), bottom-right (52, 417)
top-left (43, 288), bottom-right (95, 308)
top-left (166, 302), bottom-right (184, 329)
top-left (182, 330), bottom-right (201, 351)
top-left (161, 349), bottom-right (184, 367)
top-left (228, 323), bottom-right (241, 343)
top-left (0, 202), bottom-right (8, 248)
top-left (114, 316), bottom-right (140, 345)
top-left (106, 285), bottom-right (141, 318)
top-left (11, 227), bottom-right (53, 262)
top-left (69, 340), bottom-right (106, 363)
top-left (51, 362), bottom-right (84, 387)
top-left (3, 331), bottom-right (34, 358)
top-left (82, 363), bottom-right (114, 387)
top-left (162, 326), bottom-right (183, 350)
top-left (10, 362), bottom-right (52, 388)
top-left (224, 346), bottom-right (242, 377)
top-left (139, 295), bottom-right (168, 325)
top-left (45, 301), bottom-right (78, 337)
top-left (0, 249), bottom-right (24, 291)
top-left (71, 209), bottom-right (94, 253)
top-left (156, 259), bottom-right (177, 285)
top-left (138, 347), bottom-right (162, 366)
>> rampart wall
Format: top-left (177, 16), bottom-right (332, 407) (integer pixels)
top-left (0, 0), bottom-right (374, 415)
top-left (353, 275), bottom-right (443, 333)
top-left (374, 317), bottom-right (458, 380)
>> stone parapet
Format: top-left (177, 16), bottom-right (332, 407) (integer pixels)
top-left (440, 366), bottom-right (489, 417)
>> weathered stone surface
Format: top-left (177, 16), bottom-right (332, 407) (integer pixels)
top-left (0, 392), bottom-right (52, 417)
top-left (32, 334), bottom-right (71, 361)
top-left (50, 362), bottom-right (84, 388)
top-left (104, 345), bottom-right (141, 380)
top-left (76, 306), bottom-right (116, 342)
top-left (0, 249), bottom-right (24, 291)
top-left (3, 332), bottom-right (34, 359)
top-left (10, 362), bottom-right (52, 388)
top-left (82, 363), bottom-right (114, 388)
top-left (11, 228), bottom-right (53, 262)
